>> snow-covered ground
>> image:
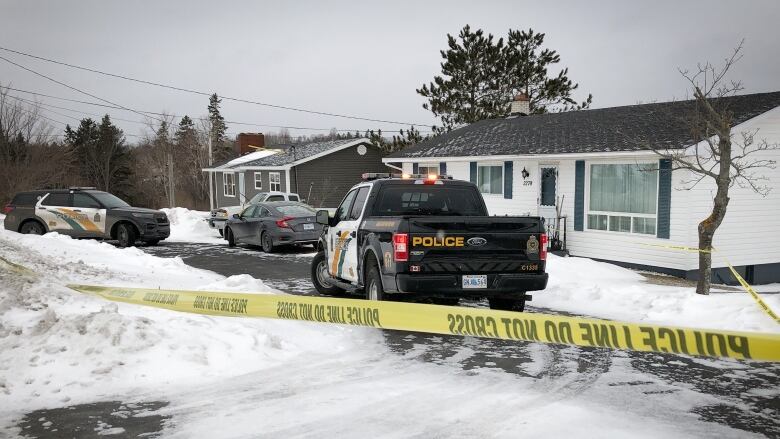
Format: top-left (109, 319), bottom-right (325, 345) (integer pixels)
top-left (1, 209), bottom-right (778, 437)
top-left (160, 207), bottom-right (224, 244)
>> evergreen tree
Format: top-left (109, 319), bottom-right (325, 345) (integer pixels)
top-left (417, 25), bottom-right (506, 133)
top-left (66, 116), bottom-right (131, 196)
top-left (207, 93), bottom-right (232, 162)
top-left (503, 29), bottom-right (592, 113)
top-left (418, 25), bottom-right (592, 131)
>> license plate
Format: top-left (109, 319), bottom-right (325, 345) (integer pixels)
top-left (303, 223), bottom-right (315, 230)
top-left (462, 275), bottom-right (487, 289)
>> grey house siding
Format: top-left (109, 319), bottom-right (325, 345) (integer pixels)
top-left (291, 143), bottom-right (385, 207)
top-left (214, 171), bottom-right (240, 208)
top-left (243, 170), bottom-right (287, 200)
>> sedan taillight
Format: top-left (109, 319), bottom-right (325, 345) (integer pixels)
top-left (276, 216), bottom-right (294, 229)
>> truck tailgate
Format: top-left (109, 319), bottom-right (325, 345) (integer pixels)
top-left (406, 216), bottom-right (545, 274)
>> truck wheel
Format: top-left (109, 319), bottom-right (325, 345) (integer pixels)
top-left (488, 297), bottom-right (526, 312)
top-left (20, 220), bottom-right (45, 235)
top-left (116, 223), bottom-right (137, 248)
top-left (311, 252), bottom-right (345, 296)
top-left (261, 232), bottom-right (275, 253)
top-left (226, 227), bottom-right (236, 248)
top-left (218, 229), bottom-right (224, 238)
top-left (365, 260), bottom-right (385, 301)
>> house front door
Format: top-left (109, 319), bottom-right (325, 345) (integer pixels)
top-left (537, 165), bottom-right (558, 235)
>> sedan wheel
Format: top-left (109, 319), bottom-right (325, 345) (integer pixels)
top-left (261, 232), bottom-right (275, 253)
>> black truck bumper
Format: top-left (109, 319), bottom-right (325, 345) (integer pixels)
top-left (394, 272), bottom-right (549, 297)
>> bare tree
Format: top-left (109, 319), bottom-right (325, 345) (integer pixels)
top-left (652, 41), bottom-right (777, 294)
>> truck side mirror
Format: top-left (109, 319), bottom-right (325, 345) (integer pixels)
top-left (316, 210), bottom-right (330, 226)
top-left (232, 213), bottom-right (242, 220)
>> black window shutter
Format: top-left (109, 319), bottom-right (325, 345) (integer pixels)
top-left (657, 159), bottom-right (672, 239)
top-left (574, 160), bottom-right (585, 231)
top-left (412, 163), bottom-right (419, 174)
top-left (470, 162), bottom-right (477, 184)
top-left (440, 162), bottom-right (447, 176)
top-left (504, 161), bottom-right (513, 199)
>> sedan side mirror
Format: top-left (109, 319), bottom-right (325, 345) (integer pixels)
top-left (316, 210), bottom-right (330, 226)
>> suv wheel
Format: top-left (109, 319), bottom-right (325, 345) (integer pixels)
top-left (20, 221), bottom-right (45, 235)
top-left (116, 223), bottom-right (137, 248)
top-left (488, 297), bottom-right (526, 312)
top-left (365, 260), bottom-right (385, 301)
top-left (311, 251), bottom-right (345, 296)
top-left (261, 232), bottom-right (275, 253)
top-left (226, 227), bottom-right (236, 248)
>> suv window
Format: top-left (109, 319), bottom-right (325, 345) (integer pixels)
top-left (266, 195), bottom-right (284, 202)
top-left (11, 192), bottom-right (41, 206)
top-left (334, 189), bottom-right (358, 223)
top-left (72, 193), bottom-right (102, 208)
top-left (348, 187), bottom-right (370, 220)
top-left (41, 192), bottom-right (70, 206)
top-left (288, 195), bottom-right (300, 202)
top-left (372, 185), bottom-right (486, 216)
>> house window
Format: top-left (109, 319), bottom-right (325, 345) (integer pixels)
top-left (478, 164), bottom-right (503, 195)
top-left (254, 172), bottom-right (262, 190)
top-left (223, 173), bottom-right (236, 197)
top-left (418, 163), bottom-right (439, 177)
top-left (269, 172), bottom-right (281, 192)
top-left (588, 163), bottom-right (657, 235)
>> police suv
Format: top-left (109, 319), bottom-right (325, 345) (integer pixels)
top-left (310, 174), bottom-right (549, 311)
top-left (3, 187), bottom-right (169, 247)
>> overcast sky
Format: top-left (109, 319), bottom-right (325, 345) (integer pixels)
top-left (1, 0), bottom-right (778, 141)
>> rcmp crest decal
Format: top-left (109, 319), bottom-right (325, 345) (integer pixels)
top-left (526, 235), bottom-right (539, 254)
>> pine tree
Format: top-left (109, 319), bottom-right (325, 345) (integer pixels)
top-left (66, 116), bottom-right (131, 196)
top-left (207, 93), bottom-right (232, 162)
top-left (418, 25), bottom-right (592, 131)
top-left (503, 29), bottom-right (592, 113)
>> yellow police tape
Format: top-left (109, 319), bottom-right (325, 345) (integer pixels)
top-left (637, 242), bottom-right (780, 325)
top-left (67, 284), bottom-right (780, 362)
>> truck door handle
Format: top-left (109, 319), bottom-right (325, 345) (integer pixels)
top-left (73, 209), bottom-right (82, 212)
top-left (350, 231), bottom-right (356, 238)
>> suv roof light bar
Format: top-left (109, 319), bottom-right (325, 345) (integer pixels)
top-left (68, 186), bottom-right (97, 190)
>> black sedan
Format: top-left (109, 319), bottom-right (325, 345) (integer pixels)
top-left (223, 202), bottom-right (323, 252)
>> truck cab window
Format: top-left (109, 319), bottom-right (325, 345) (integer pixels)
top-left (334, 189), bottom-right (358, 223)
top-left (348, 187), bottom-right (370, 220)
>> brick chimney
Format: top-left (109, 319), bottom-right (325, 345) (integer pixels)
top-left (510, 93), bottom-right (530, 116)
top-left (235, 133), bottom-right (265, 156)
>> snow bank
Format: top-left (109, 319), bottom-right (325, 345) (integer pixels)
top-left (537, 254), bottom-right (780, 333)
top-left (0, 229), bottom-right (367, 417)
top-left (160, 207), bottom-right (223, 244)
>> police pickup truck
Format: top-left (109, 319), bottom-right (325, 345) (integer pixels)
top-left (310, 174), bottom-right (548, 311)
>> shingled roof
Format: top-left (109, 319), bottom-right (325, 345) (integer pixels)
top-left (388, 91), bottom-right (780, 159)
top-left (214, 138), bottom-right (370, 169)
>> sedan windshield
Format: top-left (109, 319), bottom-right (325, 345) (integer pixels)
top-left (89, 191), bottom-right (130, 208)
top-left (275, 204), bottom-right (315, 217)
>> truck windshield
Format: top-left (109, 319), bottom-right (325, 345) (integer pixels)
top-left (89, 192), bottom-right (130, 208)
top-left (249, 193), bottom-right (269, 204)
top-left (372, 185), bottom-right (486, 216)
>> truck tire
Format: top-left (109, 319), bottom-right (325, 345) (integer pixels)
top-left (20, 220), bottom-right (45, 235)
top-left (218, 229), bottom-right (224, 238)
top-left (365, 260), bottom-right (385, 301)
top-left (311, 252), bottom-right (345, 296)
top-left (226, 227), bottom-right (236, 248)
top-left (488, 297), bottom-right (526, 312)
top-left (116, 223), bottom-right (137, 248)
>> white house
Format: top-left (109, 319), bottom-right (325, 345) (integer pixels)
top-left (384, 92), bottom-right (780, 284)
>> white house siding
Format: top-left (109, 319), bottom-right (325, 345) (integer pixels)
top-left (680, 106), bottom-right (780, 270)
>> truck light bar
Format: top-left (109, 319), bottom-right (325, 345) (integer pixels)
top-left (362, 173), bottom-right (454, 181)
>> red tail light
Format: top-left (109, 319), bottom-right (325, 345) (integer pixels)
top-left (540, 233), bottom-right (548, 260)
top-left (2, 204), bottom-right (14, 214)
top-left (392, 233), bottom-right (408, 262)
top-left (276, 216), bottom-right (294, 229)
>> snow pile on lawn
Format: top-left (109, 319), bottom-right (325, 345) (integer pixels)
top-left (0, 230), bottom-right (367, 417)
top-left (160, 207), bottom-right (223, 244)
top-left (537, 254), bottom-right (780, 333)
